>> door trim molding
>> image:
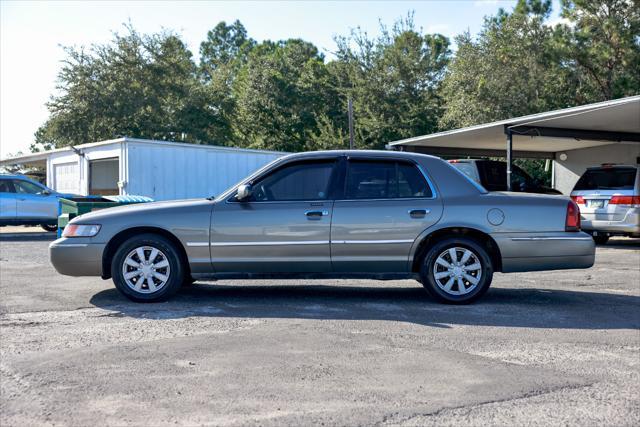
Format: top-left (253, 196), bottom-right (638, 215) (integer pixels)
top-left (332, 239), bottom-right (414, 244)
top-left (208, 240), bottom-right (330, 247)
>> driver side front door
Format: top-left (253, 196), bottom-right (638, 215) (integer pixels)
top-left (13, 179), bottom-right (58, 220)
top-left (210, 158), bottom-right (339, 274)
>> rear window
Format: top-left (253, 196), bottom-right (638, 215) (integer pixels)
top-left (573, 168), bottom-right (637, 191)
top-left (450, 162), bottom-right (480, 182)
top-left (345, 160), bottom-right (432, 199)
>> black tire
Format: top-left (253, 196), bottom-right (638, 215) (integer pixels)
top-left (592, 234), bottom-right (609, 245)
top-left (41, 224), bottom-right (58, 232)
top-left (419, 237), bottom-right (493, 304)
top-left (111, 233), bottom-right (184, 302)
top-left (182, 277), bottom-right (196, 287)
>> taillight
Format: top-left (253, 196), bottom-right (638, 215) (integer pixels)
top-left (609, 195), bottom-right (640, 207)
top-left (565, 201), bottom-right (580, 232)
top-left (571, 195), bottom-right (585, 205)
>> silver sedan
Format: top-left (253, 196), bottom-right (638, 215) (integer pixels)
top-left (50, 150), bottom-right (595, 304)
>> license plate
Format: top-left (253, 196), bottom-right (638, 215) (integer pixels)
top-left (588, 199), bottom-right (605, 208)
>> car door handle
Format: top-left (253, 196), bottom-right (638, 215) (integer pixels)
top-left (305, 210), bottom-right (329, 218)
top-left (408, 209), bottom-right (430, 218)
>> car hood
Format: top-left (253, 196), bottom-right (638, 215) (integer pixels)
top-left (72, 198), bottom-right (213, 222)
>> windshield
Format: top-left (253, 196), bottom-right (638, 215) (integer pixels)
top-left (573, 167), bottom-right (637, 191)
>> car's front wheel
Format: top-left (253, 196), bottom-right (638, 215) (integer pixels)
top-left (111, 233), bottom-right (184, 302)
top-left (419, 237), bottom-right (493, 304)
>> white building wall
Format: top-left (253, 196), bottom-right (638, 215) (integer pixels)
top-left (125, 141), bottom-right (283, 200)
top-left (553, 143), bottom-right (640, 194)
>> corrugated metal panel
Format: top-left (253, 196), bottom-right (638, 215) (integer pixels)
top-left (126, 143), bottom-right (283, 201)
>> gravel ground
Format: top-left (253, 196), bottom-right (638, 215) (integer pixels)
top-left (0, 234), bottom-right (638, 426)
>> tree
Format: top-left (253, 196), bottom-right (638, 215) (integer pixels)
top-left (440, 0), bottom-right (640, 130)
top-left (231, 39), bottom-right (336, 152)
top-left (33, 26), bottom-right (206, 150)
top-left (439, 0), bottom-right (574, 129)
top-left (198, 21), bottom-right (255, 146)
top-left (326, 14), bottom-right (451, 150)
top-left (557, 0), bottom-right (640, 102)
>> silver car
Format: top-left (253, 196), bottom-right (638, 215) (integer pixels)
top-left (570, 164), bottom-right (640, 244)
top-left (50, 150), bottom-right (595, 304)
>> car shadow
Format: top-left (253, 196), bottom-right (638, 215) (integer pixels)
top-left (598, 238), bottom-right (640, 250)
top-left (90, 282), bottom-right (640, 330)
top-left (0, 232), bottom-right (56, 242)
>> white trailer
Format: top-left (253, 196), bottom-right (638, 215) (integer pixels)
top-left (1, 138), bottom-right (284, 201)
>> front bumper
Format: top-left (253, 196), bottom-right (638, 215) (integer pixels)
top-left (49, 238), bottom-right (106, 276)
top-left (491, 231), bottom-right (595, 273)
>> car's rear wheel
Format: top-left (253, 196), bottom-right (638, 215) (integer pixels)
top-left (41, 224), bottom-right (57, 232)
top-left (419, 237), bottom-right (493, 304)
top-left (592, 234), bottom-right (609, 245)
top-left (111, 233), bottom-right (184, 302)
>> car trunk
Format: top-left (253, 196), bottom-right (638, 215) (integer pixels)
top-left (571, 167), bottom-right (638, 221)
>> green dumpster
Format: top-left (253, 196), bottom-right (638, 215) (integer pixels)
top-left (57, 195), bottom-right (153, 237)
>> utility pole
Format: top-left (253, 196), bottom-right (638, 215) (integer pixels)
top-left (505, 126), bottom-right (513, 191)
top-left (348, 98), bottom-right (355, 149)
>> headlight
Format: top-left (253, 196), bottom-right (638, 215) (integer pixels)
top-left (62, 224), bottom-right (101, 238)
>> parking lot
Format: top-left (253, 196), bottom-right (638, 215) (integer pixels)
top-left (1, 230), bottom-right (639, 426)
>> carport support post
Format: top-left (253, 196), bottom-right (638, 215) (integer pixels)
top-left (505, 127), bottom-right (513, 191)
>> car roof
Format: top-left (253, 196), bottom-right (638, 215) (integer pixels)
top-left (0, 173), bottom-right (29, 179)
top-left (278, 150), bottom-right (441, 162)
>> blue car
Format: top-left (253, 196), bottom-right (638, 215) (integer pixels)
top-left (0, 174), bottom-right (75, 232)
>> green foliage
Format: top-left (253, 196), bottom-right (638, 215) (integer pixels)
top-left (34, 1), bottom-right (639, 170)
top-left (440, 0), bottom-right (640, 129)
top-left (232, 39), bottom-right (336, 152)
top-left (33, 26), bottom-right (208, 151)
top-left (557, 0), bottom-right (640, 101)
top-left (330, 14), bottom-right (451, 149)
top-left (440, 0), bottom-right (574, 129)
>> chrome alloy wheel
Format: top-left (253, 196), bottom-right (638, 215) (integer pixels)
top-left (432, 247), bottom-right (482, 296)
top-left (121, 246), bottom-right (171, 294)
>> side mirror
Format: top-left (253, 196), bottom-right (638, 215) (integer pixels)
top-left (236, 184), bottom-right (252, 201)
top-left (41, 190), bottom-right (51, 196)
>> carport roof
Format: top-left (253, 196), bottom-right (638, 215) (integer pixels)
top-left (389, 95), bottom-right (640, 157)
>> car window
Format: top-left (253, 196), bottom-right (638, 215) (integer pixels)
top-left (573, 168), bottom-right (637, 191)
top-left (479, 162), bottom-right (506, 191)
top-left (0, 179), bottom-right (16, 193)
top-left (450, 162), bottom-right (480, 182)
top-left (511, 166), bottom-right (531, 191)
top-left (345, 160), bottom-right (432, 199)
top-left (13, 180), bottom-right (44, 194)
top-left (249, 160), bottom-right (335, 202)
top-left (479, 162), bottom-right (532, 191)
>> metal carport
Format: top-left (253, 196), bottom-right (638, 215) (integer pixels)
top-left (388, 96), bottom-right (640, 193)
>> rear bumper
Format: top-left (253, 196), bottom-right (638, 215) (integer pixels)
top-left (491, 231), bottom-right (595, 273)
top-left (49, 238), bottom-right (105, 276)
top-left (580, 211), bottom-right (640, 235)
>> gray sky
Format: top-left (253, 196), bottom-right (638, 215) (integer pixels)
top-left (3, 0), bottom-right (559, 156)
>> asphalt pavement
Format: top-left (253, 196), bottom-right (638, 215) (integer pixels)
top-left (0, 233), bottom-right (638, 426)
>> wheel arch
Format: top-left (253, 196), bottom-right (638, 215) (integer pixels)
top-left (101, 226), bottom-right (191, 280)
top-left (411, 226), bottom-right (503, 273)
